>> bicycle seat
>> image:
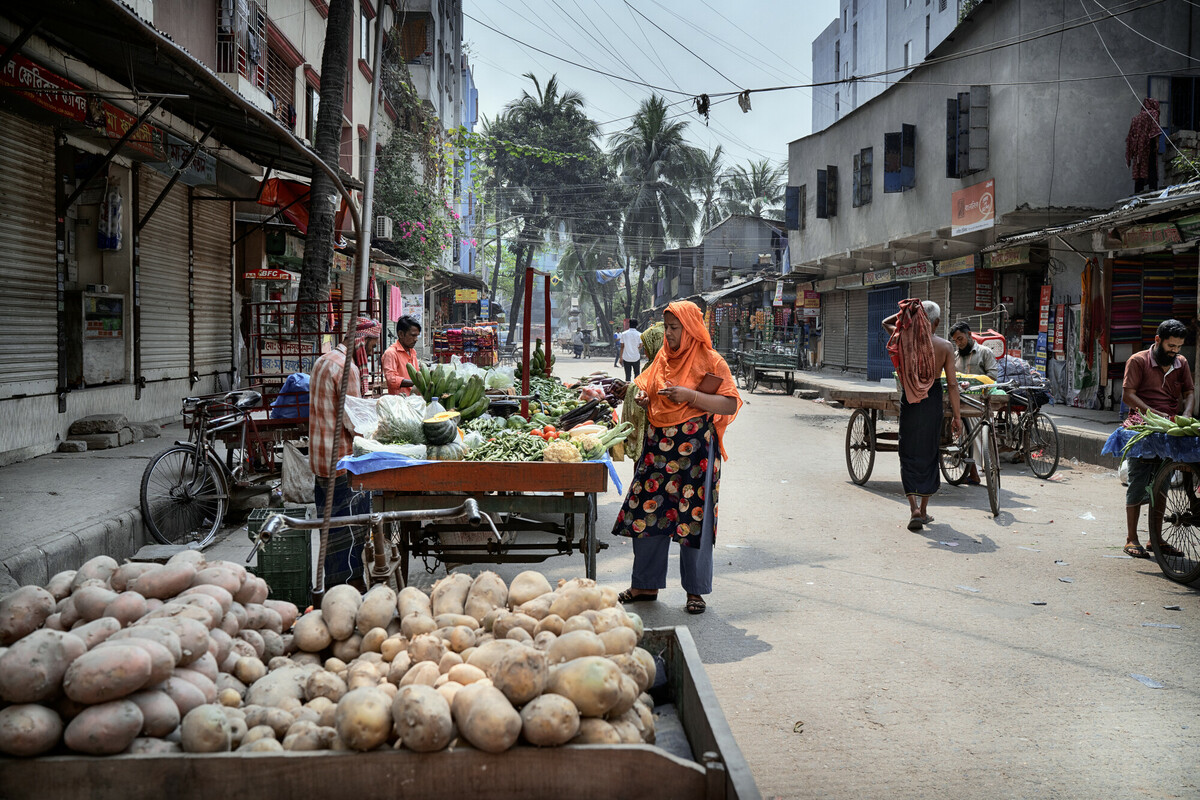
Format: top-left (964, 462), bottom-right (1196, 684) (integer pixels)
top-left (227, 390), bottom-right (263, 410)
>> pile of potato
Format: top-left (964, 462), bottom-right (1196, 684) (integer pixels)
top-left (0, 554), bottom-right (656, 757)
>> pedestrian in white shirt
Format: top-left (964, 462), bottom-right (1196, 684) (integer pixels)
top-left (618, 318), bottom-right (643, 381)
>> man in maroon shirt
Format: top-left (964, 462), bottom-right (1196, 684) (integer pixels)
top-left (1121, 319), bottom-right (1194, 558)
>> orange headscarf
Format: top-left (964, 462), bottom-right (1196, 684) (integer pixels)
top-left (635, 301), bottom-right (743, 460)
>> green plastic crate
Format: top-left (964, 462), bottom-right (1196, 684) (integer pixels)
top-left (255, 528), bottom-right (312, 610)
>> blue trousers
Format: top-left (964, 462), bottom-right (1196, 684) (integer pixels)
top-left (312, 474), bottom-right (371, 587)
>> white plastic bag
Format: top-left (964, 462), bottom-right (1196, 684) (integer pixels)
top-left (424, 399), bottom-right (447, 418)
top-left (281, 441), bottom-right (314, 504)
top-left (352, 436), bottom-right (427, 459)
top-left (486, 366), bottom-right (516, 390)
top-left (375, 395), bottom-right (426, 443)
top-left (1118, 459), bottom-right (1130, 486)
top-left (344, 395), bottom-right (379, 436)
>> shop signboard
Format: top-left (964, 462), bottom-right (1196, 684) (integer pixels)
top-left (936, 254), bottom-right (978, 276)
top-left (951, 178), bottom-right (995, 236)
top-left (863, 267), bottom-right (894, 286)
top-left (332, 253), bottom-right (352, 273)
top-left (403, 293), bottom-right (424, 327)
top-left (259, 340), bottom-right (319, 374)
top-left (1054, 303), bottom-right (1066, 353)
top-left (1038, 285), bottom-right (1052, 333)
top-left (835, 273), bottom-right (863, 289)
top-left (895, 260), bottom-right (934, 281)
top-left (480, 298), bottom-right (490, 317)
top-left (1034, 332), bottom-right (1048, 377)
top-left (147, 133), bottom-right (217, 186)
top-left (986, 246), bottom-right (1029, 270)
top-left (799, 290), bottom-right (820, 317)
top-left (974, 268), bottom-right (994, 312)
top-left (1120, 223), bottom-right (1182, 248)
top-left (454, 289), bottom-right (479, 303)
top-left (772, 282), bottom-right (785, 307)
top-left (243, 268), bottom-right (299, 281)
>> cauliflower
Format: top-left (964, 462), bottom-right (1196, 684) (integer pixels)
top-left (575, 434), bottom-right (604, 460)
top-left (543, 439), bottom-right (583, 463)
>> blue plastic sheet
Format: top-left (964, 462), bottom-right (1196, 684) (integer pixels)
top-left (337, 451), bottom-right (624, 495)
top-left (1102, 427), bottom-right (1200, 461)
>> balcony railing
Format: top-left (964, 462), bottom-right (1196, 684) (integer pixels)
top-left (217, 0), bottom-right (268, 94)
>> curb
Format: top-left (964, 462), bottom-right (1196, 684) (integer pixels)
top-left (1, 507), bottom-right (148, 592)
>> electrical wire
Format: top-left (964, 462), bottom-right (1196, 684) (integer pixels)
top-left (622, 1), bottom-right (743, 90)
top-left (1092, 0), bottom-right (1200, 62)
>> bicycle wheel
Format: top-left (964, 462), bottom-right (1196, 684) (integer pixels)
top-left (140, 445), bottom-right (228, 547)
top-left (982, 424), bottom-right (1001, 516)
top-left (1148, 461), bottom-right (1200, 584)
top-left (940, 418), bottom-right (969, 485)
top-left (1023, 411), bottom-right (1060, 479)
top-left (845, 409), bottom-right (875, 485)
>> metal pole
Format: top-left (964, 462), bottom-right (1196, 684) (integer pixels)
top-left (521, 265), bottom-right (533, 417)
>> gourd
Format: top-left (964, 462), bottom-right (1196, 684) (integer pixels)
top-left (426, 441), bottom-right (467, 461)
top-left (422, 411), bottom-right (462, 446)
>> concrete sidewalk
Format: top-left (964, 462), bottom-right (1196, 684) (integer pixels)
top-left (787, 369), bottom-right (1121, 468)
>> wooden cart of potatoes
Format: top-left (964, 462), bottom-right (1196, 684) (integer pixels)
top-left (833, 384), bottom-right (1006, 516)
top-left (0, 625), bottom-right (760, 800)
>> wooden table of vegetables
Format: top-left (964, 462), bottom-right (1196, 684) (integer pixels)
top-left (352, 363), bottom-right (635, 583)
top-left (0, 558), bottom-right (759, 800)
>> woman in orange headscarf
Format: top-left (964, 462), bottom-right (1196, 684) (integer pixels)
top-left (612, 301), bottom-right (742, 615)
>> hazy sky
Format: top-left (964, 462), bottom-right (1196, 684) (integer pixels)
top-left (462, 0), bottom-right (840, 170)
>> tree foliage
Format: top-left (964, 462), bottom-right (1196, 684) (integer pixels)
top-left (721, 158), bottom-right (787, 221)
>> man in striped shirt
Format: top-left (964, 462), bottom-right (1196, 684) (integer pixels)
top-left (309, 318), bottom-right (380, 589)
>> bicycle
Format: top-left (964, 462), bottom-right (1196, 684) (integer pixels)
top-left (139, 389), bottom-right (268, 547)
top-left (939, 381), bottom-right (1016, 516)
top-left (991, 384), bottom-right (1061, 479)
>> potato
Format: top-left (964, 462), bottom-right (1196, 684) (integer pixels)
top-left (534, 614), bottom-right (565, 637)
top-left (446, 663), bottom-right (487, 685)
top-left (236, 575), bottom-right (269, 606)
top-left (46, 570), bottom-right (78, 600)
top-left (515, 593), bottom-right (555, 621)
top-left (599, 626), bottom-right (637, 656)
top-left (94, 637), bottom-right (175, 685)
top-left (533, 631), bottom-right (557, 652)
top-left (127, 737), bottom-right (183, 754)
top-left (493, 613), bottom-right (537, 640)
top-left (134, 616), bottom-right (209, 665)
top-left (331, 633), bottom-right (364, 662)
top-left (334, 687), bottom-right (392, 751)
top-left (234, 656), bottom-right (268, 685)
top-left (633, 701), bottom-right (655, 742)
top-left (191, 651), bottom-right (219, 683)
top-left (360, 627), bottom-right (388, 654)
top-left (58, 597), bottom-right (81, 630)
top-left (227, 714), bottom-right (249, 746)
top-left (72, 585), bottom-right (119, 622)
top-left (546, 630), bottom-right (605, 664)
top-left (408, 633), bottom-right (448, 664)
top-left (264, 599), bottom-right (299, 632)
top-left (180, 704), bottom-right (232, 752)
top-left (101, 592), bottom-right (147, 628)
top-left (436, 681), bottom-right (464, 708)
top-left (560, 615), bottom-right (595, 635)
top-left (63, 644), bottom-right (153, 703)
top-left (391, 684), bottom-right (453, 752)
top-left (128, 690), bottom-right (181, 738)
top-left (401, 613), bottom-right (438, 639)
top-left (608, 653), bottom-right (650, 695)
top-left (609, 717), bottom-right (642, 743)
top-left (354, 585), bottom-right (397, 636)
top-left (173, 668), bottom-right (218, 704)
top-left (240, 737), bottom-right (284, 752)
top-left (0, 585), bottom-right (56, 645)
top-left (598, 586), bottom-right (620, 609)
top-left (545, 656), bottom-right (622, 717)
top-left (490, 647), bottom-right (548, 706)
top-left (520, 693), bottom-right (580, 746)
top-left (464, 571), bottom-right (508, 623)
top-left (444, 625), bottom-right (476, 653)
top-left (293, 611), bottom-right (334, 652)
top-left (387, 653), bottom-right (412, 685)
top-left (71, 616), bottom-right (122, 649)
top-left (109, 625), bottom-right (182, 664)
top-left (238, 629), bottom-right (266, 659)
top-left (64, 699), bottom-right (143, 754)
top-left (71, 556), bottom-right (120, 591)
top-left (570, 717), bottom-right (620, 744)
top-left (207, 560), bottom-right (248, 586)
top-left (0, 704), bottom-right (64, 756)
top-left (397, 587), bottom-right (432, 620)
top-left (399, 661), bottom-right (439, 687)
top-left (453, 684), bottom-right (521, 753)
top-left (320, 585), bottom-right (362, 642)
top-left (260, 629), bottom-right (286, 661)
top-left (244, 664), bottom-right (308, 709)
top-left (507, 570), bottom-right (553, 608)
top-left (241, 723), bottom-right (277, 747)
top-left (282, 724), bottom-right (325, 751)
top-left (0, 628), bottom-right (87, 702)
top-left (466, 639), bottom-right (524, 676)
top-left (166, 549), bottom-right (207, 571)
top-left (430, 573), bottom-right (473, 618)
top-left (128, 563), bottom-right (197, 600)
top-left (44, 613), bottom-right (65, 631)
top-left (262, 707), bottom-right (297, 737)
top-left (243, 603), bottom-right (279, 633)
top-left (176, 594), bottom-right (225, 629)
top-left (306, 670), bottom-right (348, 702)
top-left (631, 647), bottom-right (657, 691)
top-left (437, 651), bottom-right (464, 673)
top-left (384, 636), bottom-right (409, 662)
top-left (506, 628), bottom-right (532, 644)
top-left (549, 587), bottom-right (603, 620)
top-left (110, 563), bottom-right (159, 594)
top-left (605, 674), bottom-right (640, 719)
top-left (191, 567), bottom-right (241, 598)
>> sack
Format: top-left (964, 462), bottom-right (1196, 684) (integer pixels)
top-left (282, 440), bottom-right (314, 504)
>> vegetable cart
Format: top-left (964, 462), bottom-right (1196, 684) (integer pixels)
top-left (736, 349), bottom-right (802, 395)
top-left (0, 625), bottom-right (760, 800)
top-left (350, 460), bottom-right (610, 585)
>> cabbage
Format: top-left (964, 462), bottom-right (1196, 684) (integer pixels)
top-left (375, 395), bottom-right (426, 443)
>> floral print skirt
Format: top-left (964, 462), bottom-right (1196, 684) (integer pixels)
top-left (612, 415), bottom-right (720, 548)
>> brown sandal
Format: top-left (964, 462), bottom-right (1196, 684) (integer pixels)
top-left (685, 595), bottom-right (706, 615)
top-left (618, 588), bottom-right (658, 603)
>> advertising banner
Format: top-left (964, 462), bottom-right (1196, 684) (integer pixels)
top-left (974, 268), bottom-right (994, 312)
top-left (454, 289), bottom-right (479, 303)
top-left (951, 178), bottom-right (995, 236)
top-left (895, 261), bottom-right (934, 281)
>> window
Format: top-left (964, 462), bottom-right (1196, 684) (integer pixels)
top-left (785, 186), bottom-right (801, 230)
top-left (925, 15), bottom-right (931, 55)
top-left (799, 185), bottom-right (807, 230)
top-left (399, 17), bottom-right (428, 63)
top-left (1148, 74), bottom-right (1200, 131)
top-left (266, 47), bottom-right (295, 127)
top-left (946, 87), bottom-right (989, 178)
top-left (884, 124), bottom-right (917, 192)
top-left (305, 84), bottom-right (320, 143)
top-left (360, 7), bottom-right (372, 66)
top-left (816, 166), bottom-right (838, 219)
top-left (359, 132), bottom-right (369, 181)
top-left (852, 23), bottom-right (858, 71)
top-left (842, 9), bottom-right (847, 32)
top-left (940, 0), bottom-right (948, 10)
top-left (903, 41), bottom-right (912, 69)
top-left (834, 41), bottom-right (840, 78)
top-left (853, 0), bottom-right (858, 14)
top-left (834, 92), bottom-right (840, 120)
top-left (853, 148), bottom-right (873, 207)
top-left (905, 0), bottom-right (912, 7)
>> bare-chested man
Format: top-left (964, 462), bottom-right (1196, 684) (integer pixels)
top-left (882, 300), bottom-right (962, 531)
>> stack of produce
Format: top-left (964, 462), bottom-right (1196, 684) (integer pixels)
top-left (0, 561), bottom-right (656, 757)
top-left (1121, 408), bottom-right (1200, 456)
top-left (406, 364), bottom-right (489, 421)
top-left (514, 339), bottom-right (554, 380)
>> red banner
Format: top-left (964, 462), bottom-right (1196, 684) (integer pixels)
top-left (974, 268), bottom-right (994, 312)
top-left (1054, 303), bottom-right (1066, 353)
top-left (1038, 285), bottom-right (1052, 333)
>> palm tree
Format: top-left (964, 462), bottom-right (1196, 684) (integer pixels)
top-left (610, 95), bottom-right (702, 318)
top-left (692, 145), bottom-right (726, 236)
top-left (721, 159), bottom-right (787, 221)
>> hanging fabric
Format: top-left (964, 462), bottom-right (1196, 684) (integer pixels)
top-left (97, 178), bottom-right (122, 251)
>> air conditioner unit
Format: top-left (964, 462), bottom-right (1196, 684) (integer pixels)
top-left (374, 215), bottom-right (394, 240)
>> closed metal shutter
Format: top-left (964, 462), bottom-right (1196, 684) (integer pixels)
top-left (948, 275), bottom-right (977, 328)
top-left (0, 111), bottom-right (57, 398)
top-left (138, 169), bottom-right (190, 380)
top-left (192, 195), bottom-right (232, 375)
top-left (847, 289), bottom-right (869, 371)
top-left (822, 291), bottom-right (847, 367)
top-left (908, 278), bottom-right (950, 316)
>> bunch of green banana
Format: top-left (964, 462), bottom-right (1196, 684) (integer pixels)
top-left (515, 338), bottom-right (556, 380)
top-left (447, 374), bottom-right (489, 420)
top-left (405, 363), bottom-right (489, 420)
top-left (1122, 407), bottom-right (1200, 456)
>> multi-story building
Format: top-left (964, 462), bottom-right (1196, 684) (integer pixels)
top-left (811, 0), bottom-right (960, 133)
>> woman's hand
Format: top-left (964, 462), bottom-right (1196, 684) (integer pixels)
top-left (656, 385), bottom-right (695, 405)
top-left (634, 390), bottom-right (651, 408)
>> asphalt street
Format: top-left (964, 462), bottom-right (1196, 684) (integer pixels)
top-left (208, 356), bottom-right (1199, 799)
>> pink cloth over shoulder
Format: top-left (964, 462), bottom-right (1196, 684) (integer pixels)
top-left (887, 298), bottom-right (937, 404)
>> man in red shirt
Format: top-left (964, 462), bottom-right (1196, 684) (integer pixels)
top-left (309, 317), bottom-right (379, 588)
top-left (382, 315), bottom-right (422, 395)
top-left (1121, 318), bottom-right (1194, 559)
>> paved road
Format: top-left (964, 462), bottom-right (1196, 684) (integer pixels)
top-left (211, 356), bottom-right (1199, 798)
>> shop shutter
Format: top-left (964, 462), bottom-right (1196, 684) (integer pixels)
top-left (907, 278), bottom-right (950, 312)
top-left (846, 289), bottom-right (869, 371)
top-left (948, 275), bottom-right (978, 328)
top-left (138, 169), bottom-right (191, 380)
top-left (0, 111), bottom-right (57, 398)
top-left (821, 291), bottom-right (847, 367)
top-left (192, 195), bottom-right (233, 376)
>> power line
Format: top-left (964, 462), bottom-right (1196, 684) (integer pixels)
top-left (623, 1), bottom-right (742, 90)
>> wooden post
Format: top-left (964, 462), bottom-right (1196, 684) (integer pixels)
top-left (544, 274), bottom-right (551, 367)
top-left (521, 265), bottom-right (534, 417)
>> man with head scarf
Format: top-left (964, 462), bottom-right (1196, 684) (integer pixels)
top-left (613, 302), bottom-right (742, 615)
top-left (308, 316), bottom-right (380, 589)
top-left (1126, 98), bottom-right (1161, 194)
top-left (352, 317), bottom-right (382, 396)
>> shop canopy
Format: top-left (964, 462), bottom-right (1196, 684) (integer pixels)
top-left (701, 277), bottom-right (766, 305)
top-left (257, 178), bottom-right (351, 238)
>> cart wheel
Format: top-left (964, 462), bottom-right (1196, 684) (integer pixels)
top-left (785, 376), bottom-right (795, 396)
top-left (1148, 461), bottom-right (1200, 584)
top-left (746, 368), bottom-right (759, 394)
top-left (983, 424), bottom-right (1001, 516)
top-left (1023, 412), bottom-right (1060, 479)
top-left (845, 409), bottom-right (875, 485)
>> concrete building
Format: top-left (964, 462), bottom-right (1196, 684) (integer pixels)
top-left (812, 0), bottom-right (959, 133)
top-left (788, 0), bottom-right (1200, 382)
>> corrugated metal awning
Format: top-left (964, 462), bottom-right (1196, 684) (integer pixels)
top-left (701, 277), bottom-right (766, 305)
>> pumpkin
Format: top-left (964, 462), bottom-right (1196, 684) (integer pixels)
top-left (427, 441), bottom-right (466, 461)
top-left (422, 411), bottom-right (462, 446)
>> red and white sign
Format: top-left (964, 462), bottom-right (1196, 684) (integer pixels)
top-left (1054, 303), bottom-right (1066, 354)
top-left (1038, 285), bottom-right (1052, 333)
top-left (951, 179), bottom-right (995, 236)
top-left (243, 268), bottom-right (299, 281)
